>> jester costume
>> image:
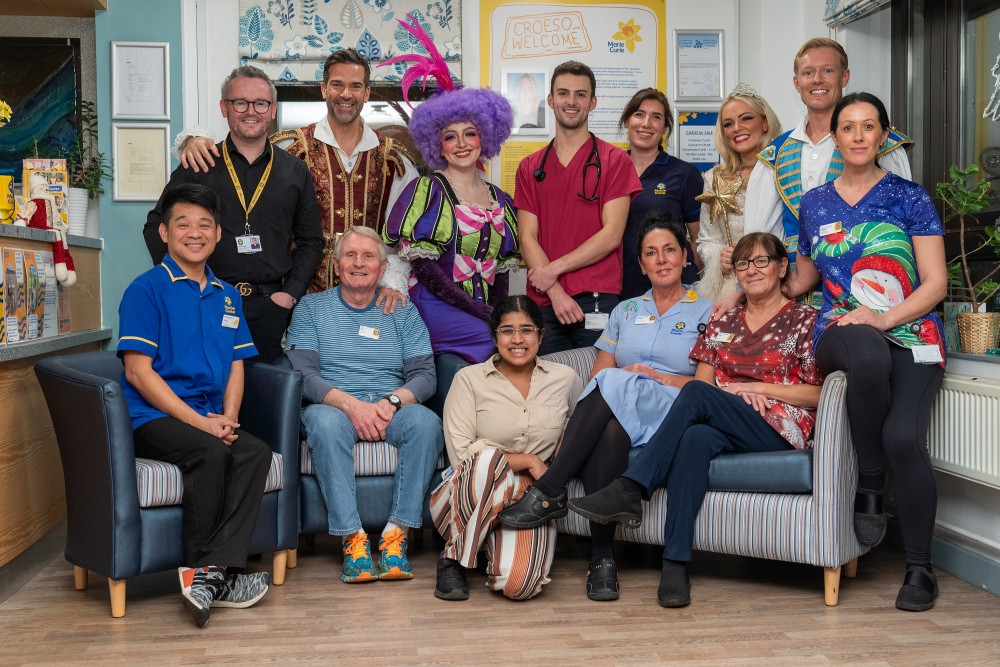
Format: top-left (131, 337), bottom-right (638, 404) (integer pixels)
top-left (273, 120), bottom-right (415, 293)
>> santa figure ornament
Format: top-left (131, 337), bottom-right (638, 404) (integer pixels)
top-left (14, 173), bottom-right (77, 286)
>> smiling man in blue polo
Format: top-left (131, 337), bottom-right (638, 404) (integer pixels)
top-left (118, 183), bottom-right (271, 628)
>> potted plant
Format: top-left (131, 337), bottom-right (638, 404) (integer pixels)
top-left (65, 100), bottom-right (110, 237)
top-left (936, 163), bottom-right (1000, 354)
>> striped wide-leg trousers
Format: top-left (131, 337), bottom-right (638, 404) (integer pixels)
top-left (430, 447), bottom-right (557, 601)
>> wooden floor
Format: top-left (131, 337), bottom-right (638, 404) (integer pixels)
top-left (2, 533), bottom-right (999, 665)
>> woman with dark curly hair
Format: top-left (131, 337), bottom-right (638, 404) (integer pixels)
top-left (383, 62), bottom-right (519, 363)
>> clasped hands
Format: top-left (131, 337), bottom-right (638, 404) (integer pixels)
top-left (346, 397), bottom-right (397, 442)
top-left (202, 413), bottom-right (240, 445)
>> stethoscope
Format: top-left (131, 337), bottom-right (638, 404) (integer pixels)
top-left (532, 132), bottom-right (602, 201)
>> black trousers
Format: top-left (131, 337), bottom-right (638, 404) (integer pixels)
top-left (538, 292), bottom-right (619, 355)
top-left (241, 294), bottom-right (293, 363)
top-left (815, 324), bottom-right (944, 564)
top-left (133, 417), bottom-right (272, 568)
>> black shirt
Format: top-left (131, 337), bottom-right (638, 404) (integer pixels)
top-left (144, 136), bottom-right (323, 299)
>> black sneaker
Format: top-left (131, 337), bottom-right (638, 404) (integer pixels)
top-left (213, 571), bottom-right (270, 608)
top-left (586, 557), bottom-right (619, 601)
top-left (178, 566), bottom-right (226, 627)
top-left (434, 557), bottom-right (469, 601)
top-left (498, 485), bottom-right (568, 528)
top-left (567, 479), bottom-right (642, 528)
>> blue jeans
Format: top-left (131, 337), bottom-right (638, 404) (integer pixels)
top-left (623, 381), bottom-right (792, 561)
top-left (301, 400), bottom-right (444, 536)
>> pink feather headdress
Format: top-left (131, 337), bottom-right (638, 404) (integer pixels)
top-left (378, 13), bottom-right (456, 108)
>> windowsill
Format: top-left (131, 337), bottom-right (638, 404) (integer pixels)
top-left (946, 352), bottom-right (1000, 380)
top-left (0, 328), bottom-right (112, 363)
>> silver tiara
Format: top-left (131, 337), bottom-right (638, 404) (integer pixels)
top-left (729, 82), bottom-right (760, 99)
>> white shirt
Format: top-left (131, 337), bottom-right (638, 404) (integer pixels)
top-left (743, 115), bottom-right (912, 238)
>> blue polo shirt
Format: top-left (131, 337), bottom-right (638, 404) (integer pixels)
top-left (117, 254), bottom-right (257, 430)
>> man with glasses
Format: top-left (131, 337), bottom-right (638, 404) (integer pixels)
top-left (176, 49), bottom-right (418, 298)
top-left (514, 61), bottom-right (641, 354)
top-left (145, 66), bottom-right (323, 363)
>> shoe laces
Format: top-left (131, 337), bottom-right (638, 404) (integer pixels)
top-left (345, 532), bottom-right (370, 559)
top-left (379, 529), bottom-right (406, 557)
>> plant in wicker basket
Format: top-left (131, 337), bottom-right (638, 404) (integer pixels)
top-left (936, 163), bottom-right (1000, 352)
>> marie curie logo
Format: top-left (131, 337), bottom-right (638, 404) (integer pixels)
top-left (608, 18), bottom-right (641, 54)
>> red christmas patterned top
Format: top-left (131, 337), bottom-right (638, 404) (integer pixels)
top-left (690, 300), bottom-right (825, 449)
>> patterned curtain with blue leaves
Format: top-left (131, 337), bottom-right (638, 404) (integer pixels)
top-left (238, 0), bottom-right (461, 84)
top-left (823, 0), bottom-right (890, 28)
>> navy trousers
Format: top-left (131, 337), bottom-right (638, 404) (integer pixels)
top-left (623, 381), bottom-right (792, 561)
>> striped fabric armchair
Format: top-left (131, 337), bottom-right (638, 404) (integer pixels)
top-left (541, 346), bottom-right (869, 606)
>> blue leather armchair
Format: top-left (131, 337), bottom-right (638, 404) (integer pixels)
top-left (34, 351), bottom-right (301, 617)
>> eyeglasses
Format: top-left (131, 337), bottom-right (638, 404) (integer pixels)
top-left (733, 255), bottom-right (774, 272)
top-left (496, 325), bottom-right (540, 337)
top-left (225, 98), bottom-right (273, 113)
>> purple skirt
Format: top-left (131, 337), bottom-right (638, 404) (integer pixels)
top-left (409, 282), bottom-right (494, 363)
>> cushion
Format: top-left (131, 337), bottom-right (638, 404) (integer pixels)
top-left (136, 452), bottom-right (284, 508)
top-left (300, 439), bottom-right (447, 477)
top-left (626, 445), bottom-right (814, 494)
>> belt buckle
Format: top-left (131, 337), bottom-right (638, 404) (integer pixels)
top-left (235, 282), bottom-right (252, 297)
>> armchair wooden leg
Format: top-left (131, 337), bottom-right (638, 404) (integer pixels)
top-left (108, 578), bottom-right (126, 618)
top-left (843, 557), bottom-right (859, 578)
top-left (74, 566), bottom-right (88, 590)
top-left (287, 548), bottom-right (298, 569)
top-left (824, 566), bottom-right (842, 606)
top-left (272, 550), bottom-right (288, 585)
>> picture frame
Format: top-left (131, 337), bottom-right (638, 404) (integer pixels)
top-left (673, 30), bottom-right (724, 102)
top-left (111, 41), bottom-right (170, 120)
top-left (676, 110), bottom-right (721, 172)
top-left (111, 123), bottom-right (170, 201)
top-left (501, 68), bottom-right (549, 136)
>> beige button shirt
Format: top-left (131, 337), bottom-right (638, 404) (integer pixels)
top-left (442, 356), bottom-right (584, 467)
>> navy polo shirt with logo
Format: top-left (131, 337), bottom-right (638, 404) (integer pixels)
top-left (622, 150), bottom-right (703, 299)
top-left (117, 253), bottom-right (257, 430)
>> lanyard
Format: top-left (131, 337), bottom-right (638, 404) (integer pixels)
top-left (222, 140), bottom-right (272, 233)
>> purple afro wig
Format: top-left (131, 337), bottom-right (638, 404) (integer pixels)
top-left (408, 87), bottom-right (514, 170)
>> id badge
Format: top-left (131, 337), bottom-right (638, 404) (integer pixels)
top-left (236, 234), bottom-right (262, 254)
top-left (221, 314), bottom-right (239, 329)
top-left (819, 221), bottom-right (842, 236)
top-left (359, 325), bottom-right (381, 340)
top-left (585, 312), bottom-right (610, 331)
top-left (714, 332), bottom-right (735, 343)
top-left (635, 315), bottom-right (655, 325)
top-left (911, 344), bottom-right (943, 364)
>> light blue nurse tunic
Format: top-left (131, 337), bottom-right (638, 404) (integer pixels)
top-left (580, 288), bottom-right (713, 446)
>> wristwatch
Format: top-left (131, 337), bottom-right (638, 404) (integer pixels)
top-left (383, 394), bottom-right (402, 412)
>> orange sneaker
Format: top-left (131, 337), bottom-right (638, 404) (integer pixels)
top-left (341, 531), bottom-right (378, 583)
top-left (377, 527), bottom-right (413, 580)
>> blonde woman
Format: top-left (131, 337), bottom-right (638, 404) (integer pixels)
top-left (693, 84), bottom-right (780, 300)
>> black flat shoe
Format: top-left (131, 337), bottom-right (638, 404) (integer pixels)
top-left (853, 490), bottom-right (887, 547)
top-left (497, 486), bottom-right (567, 528)
top-left (658, 559), bottom-right (690, 608)
top-left (566, 479), bottom-right (642, 528)
top-left (586, 557), bottom-right (619, 601)
top-left (895, 564), bottom-right (938, 612)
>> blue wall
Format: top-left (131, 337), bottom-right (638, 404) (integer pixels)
top-left (95, 2), bottom-right (183, 342)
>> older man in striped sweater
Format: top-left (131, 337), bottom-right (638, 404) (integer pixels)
top-left (285, 226), bottom-right (443, 584)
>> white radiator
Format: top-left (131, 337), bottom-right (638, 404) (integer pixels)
top-left (927, 373), bottom-right (1000, 489)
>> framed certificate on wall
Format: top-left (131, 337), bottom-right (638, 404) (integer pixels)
top-left (111, 41), bottom-right (170, 120)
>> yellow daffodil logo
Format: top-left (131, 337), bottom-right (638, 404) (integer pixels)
top-left (0, 98), bottom-right (12, 128)
top-left (613, 19), bottom-right (642, 53)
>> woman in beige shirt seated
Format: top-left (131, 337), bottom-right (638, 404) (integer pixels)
top-left (430, 296), bottom-right (583, 601)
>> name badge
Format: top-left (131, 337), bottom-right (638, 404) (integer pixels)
top-left (714, 332), bottom-right (735, 343)
top-left (221, 314), bottom-right (239, 329)
top-left (635, 315), bottom-right (655, 325)
top-left (819, 221), bottom-right (842, 236)
top-left (236, 234), bottom-right (262, 254)
top-left (911, 344), bottom-right (943, 364)
top-left (585, 312), bottom-right (610, 331)
top-left (359, 325), bottom-right (381, 340)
